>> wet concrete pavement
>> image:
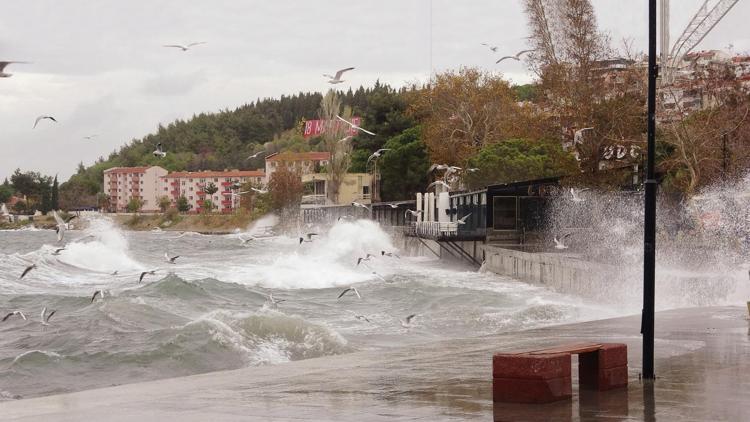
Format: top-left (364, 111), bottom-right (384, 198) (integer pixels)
top-left (1, 306), bottom-right (748, 421)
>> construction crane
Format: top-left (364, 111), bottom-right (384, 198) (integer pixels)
top-left (661, 0), bottom-right (740, 83)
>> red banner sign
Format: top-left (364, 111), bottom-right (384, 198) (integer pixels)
top-left (303, 117), bottom-right (361, 138)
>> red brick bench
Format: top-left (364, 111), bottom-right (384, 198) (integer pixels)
top-left (492, 342), bottom-right (627, 403)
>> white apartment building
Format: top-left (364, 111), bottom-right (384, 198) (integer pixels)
top-left (103, 166), bottom-right (168, 212)
top-left (159, 170), bottom-right (265, 213)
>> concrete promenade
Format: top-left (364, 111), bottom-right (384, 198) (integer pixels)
top-left (1, 306), bottom-right (748, 421)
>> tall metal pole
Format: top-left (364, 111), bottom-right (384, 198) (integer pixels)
top-left (643, 0), bottom-right (658, 380)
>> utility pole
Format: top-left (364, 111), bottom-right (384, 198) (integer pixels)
top-left (722, 133), bottom-right (729, 181)
top-left (643, 0), bottom-right (658, 381)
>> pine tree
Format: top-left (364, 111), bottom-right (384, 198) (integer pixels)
top-left (51, 176), bottom-right (59, 210)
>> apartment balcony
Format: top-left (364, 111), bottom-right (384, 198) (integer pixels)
top-left (301, 194), bottom-right (329, 205)
top-left (170, 181), bottom-right (179, 186)
top-left (170, 190), bottom-right (179, 196)
top-left (221, 191), bottom-right (232, 195)
top-left (221, 181), bottom-right (233, 187)
top-left (196, 191), bottom-right (205, 196)
top-left (221, 200), bottom-right (233, 206)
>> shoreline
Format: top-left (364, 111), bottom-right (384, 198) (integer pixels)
top-left (0, 306), bottom-right (747, 421)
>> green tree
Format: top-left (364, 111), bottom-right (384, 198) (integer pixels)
top-left (177, 196), bottom-right (191, 213)
top-left (201, 199), bottom-right (214, 214)
top-left (0, 181), bottom-right (13, 203)
top-left (378, 126), bottom-right (431, 201)
top-left (39, 182), bottom-right (52, 214)
top-left (51, 176), bottom-right (59, 210)
top-left (204, 182), bottom-right (218, 196)
top-left (13, 200), bottom-right (27, 214)
top-left (157, 196), bottom-right (172, 213)
top-left (126, 197), bottom-right (143, 213)
top-left (465, 139), bottom-right (579, 189)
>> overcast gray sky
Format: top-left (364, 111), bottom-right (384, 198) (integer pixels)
top-left (1, 0), bottom-right (748, 181)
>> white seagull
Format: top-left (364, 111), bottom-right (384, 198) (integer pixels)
top-left (381, 251), bottom-right (400, 258)
top-left (352, 201), bottom-right (371, 212)
top-left (83, 134), bottom-right (99, 140)
top-left (91, 290), bottom-right (105, 303)
top-left (163, 42), bottom-right (207, 52)
top-left (2, 311), bottom-right (26, 322)
top-left (496, 49), bottom-right (535, 64)
top-left (20, 264), bottom-right (37, 279)
top-left (427, 180), bottom-right (451, 191)
top-left (139, 269), bottom-right (157, 283)
top-left (337, 136), bottom-right (353, 144)
top-left (553, 233), bottom-right (573, 250)
top-left (348, 311), bottom-right (371, 323)
top-left (245, 150), bottom-right (265, 160)
top-left (0, 61), bottom-right (30, 78)
top-left (481, 43), bottom-right (499, 53)
top-left (337, 287), bottom-right (361, 300)
top-left (570, 188), bottom-right (589, 203)
top-left (335, 115), bottom-right (376, 136)
top-left (457, 213), bottom-right (472, 225)
top-left (400, 314), bottom-right (417, 328)
top-left (367, 149), bottom-right (391, 164)
top-left (357, 254), bottom-right (375, 266)
top-left (33, 115), bottom-right (57, 129)
top-left (299, 233), bottom-right (318, 244)
top-left (153, 143), bottom-right (167, 158)
top-left (52, 247), bottom-right (66, 256)
top-left (40, 307), bottom-right (56, 326)
top-left (164, 253), bottom-right (180, 264)
top-left (251, 187), bottom-right (268, 194)
top-left (404, 209), bottom-right (423, 219)
top-left (53, 211), bottom-right (67, 242)
top-left (323, 67), bottom-right (354, 84)
top-left (266, 293), bottom-right (286, 308)
top-left (387, 203), bottom-right (399, 209)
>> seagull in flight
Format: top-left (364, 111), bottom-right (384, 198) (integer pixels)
top-left (553, 233), bottom-right (573, 250)
top-left (337, 136), bottom-right (353, 144)
top-left (400, 314), bottom-right (417, 328)
top-left (0, 61), bottom-right (30, 78)
top-left (91, 290), bottom-right (105, 303)
top-left (387, 203), bottom-right (399, 209)
top-left (251, 187), bottom-right (268, 194)
top-left (457, 213), bottom-right (472, 225)
top-left (352, 201), bottom-right (371, 212)
top-left (245, 150), bottom-right (265, 160)
top-left (53, 211), bottom-right (67, 242)
top-left (153, 143), bottom-right (167, 158)
top-left (570, 187), bottom-right (589, 203)
top-left (466, 168), bottom-right (480, 173)
top-left (239, 235), bottom-right (255, 244)
top-left (367, 149), bottom-right (391, 164)
top-left (40, 307), bottom-right (56, 326)
top-left (496, 49), bottom-right (535, 64)
top-left (404, 209), bottom-right (423, 219)
top-left (481, 43), bottom-right (499, 53)
top-left (381, 251), bottom-right (400, 258)
top-left (51, 247), bottom-right (66, 256)
top-left (337, 287), bottom-right (361, 300)
top-left (299, 233), bottom-right (318, 244)
top-left (139, 269), bottom-right (157, 283)
top-left (266, 293), bottom-right (286, 308)
top-left (164, 253), bottom-right (180, 264)
top-left (163, 42), bottom-right (207, 51)
top-left (357, 254), bottom-right (375, 266)
top-left (83, 134), bottom-right (99, 140)
top-left (20, 264), bottom-right (36, 279)
top-left (427, 180), bottom-right (451, 191)
top-left (348, 311), bottom-right (371, 323)
top-left (323, 67), bottom-right (354, 84)
top-left (33, 115), bottom-right (57, 129)
top-left (2, 311), bottom-right (26, 322)
top-left (336, 115), bottom-right (376, 136)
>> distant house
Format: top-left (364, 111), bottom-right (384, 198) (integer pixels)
top-left (264, 151), bottom-right (331, 180)
top-left (159, 170), bottom-right (265, 213)
top-left (103, 166), bottom-right (168, 212)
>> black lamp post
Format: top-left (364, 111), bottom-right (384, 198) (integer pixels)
top-left (642, 0), bottom-right (658, 380)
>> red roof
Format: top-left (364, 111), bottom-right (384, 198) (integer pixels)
top-left (163, 170), bottom-right (265, 179)
top-left (265, 151), bottom-right (331, 162)
top-left (104, 166), bottom-right (150, 174)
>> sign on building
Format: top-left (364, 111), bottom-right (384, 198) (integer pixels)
top-left (302, 117), bottom-right (361, 138)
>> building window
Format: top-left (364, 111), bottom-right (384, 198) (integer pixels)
top-left (189, 196), bottom-right (193, 200)
top-left (492, 197), bottom-right (517, 231)
top-left (190, 187), bottom-right (193, 191)
top-left (363, 186), bottom-right (370, 195)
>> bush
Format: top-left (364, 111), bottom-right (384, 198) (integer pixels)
top-left (177, 196), bottom-right (191, 213)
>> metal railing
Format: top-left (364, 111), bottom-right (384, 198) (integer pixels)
top-left (403, 221), bottom-right (459, 238)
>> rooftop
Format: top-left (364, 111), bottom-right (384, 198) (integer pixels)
top-left (103, 166), bottom-right (151, 174)
top-left (162, 170), bottom-right (265, 178)
top-left (265, 151), bottom-right (331, 162)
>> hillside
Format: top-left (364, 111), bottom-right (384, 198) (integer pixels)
top-left (60, 82), bottom-right (418, 207)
